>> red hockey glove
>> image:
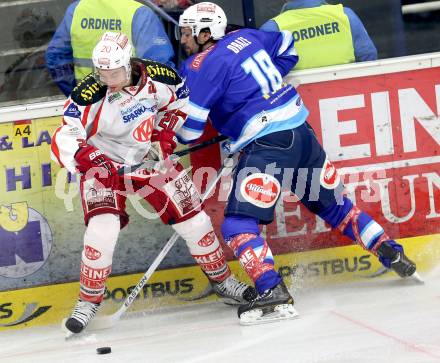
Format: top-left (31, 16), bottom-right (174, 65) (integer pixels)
top-left (74, 145), bottom-right (118, 189)
top-left (147, 129), bottom-right (177, 162)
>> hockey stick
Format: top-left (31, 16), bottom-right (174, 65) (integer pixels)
top-left (360, 266), bottom-right (424, 283)
top-left (86, 154), bottom-right (235, 331)
top-left (118, 135), bottom-right (228, 175)
top-left (135, 0), bottom-right (179, 26)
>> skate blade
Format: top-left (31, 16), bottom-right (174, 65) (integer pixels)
top-left (239, 304), bottom-right (299, 326)
top-left (409, 271), bottom-right (424, 284)
top-left (178, 285), bottom-right (215, 302)
top-left (178, 285), bottom-right (244, 306)
top-left (61, 318), bottom-right (76, 340)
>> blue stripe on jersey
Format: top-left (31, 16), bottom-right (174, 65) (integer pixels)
top-left (183, 117), bottom-right (206, 131)
top-left (227, 95), bottom-right (308, 152)
top-left (187, 101), bottom-right (210, 122)
top-left (177, 122), bottom-right (204, 144)
top-left (277, 31), bottom-right (294, 55)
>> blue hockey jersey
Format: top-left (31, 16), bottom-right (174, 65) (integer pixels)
top-left (177, 28), bottom-right (309, 153)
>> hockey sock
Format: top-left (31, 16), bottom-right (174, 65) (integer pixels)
top-left (80, 213), bottom-right (120, 303)
top-left (172, 211), bottom-right (231, 282)
top-left (319, 197), bottom-right (388, 253)
top-left (222, 216), bottom-right (281, 295)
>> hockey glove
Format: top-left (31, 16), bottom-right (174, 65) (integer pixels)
top-left (147, 129), bottom-right (177, 162)
top-left (74, 145), bottom-right (118, 189)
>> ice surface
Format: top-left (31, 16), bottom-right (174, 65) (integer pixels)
top-left (1, 270), bottom-right (439, 363)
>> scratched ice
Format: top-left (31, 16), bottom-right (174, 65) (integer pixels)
top-left (1, 268), bottom-right (439, 363)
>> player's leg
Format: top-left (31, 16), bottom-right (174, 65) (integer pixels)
top-left (297, 122), bottom-right (416, 277)
top-left (222, 130), bottom-right (299, 323)
top-left (143, 162), bottom-right (256, 304)
top-left (65, 177), bottom-right (128, 333)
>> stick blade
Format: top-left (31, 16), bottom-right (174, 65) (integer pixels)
top-left (86, 314), bottom-right (119, 330)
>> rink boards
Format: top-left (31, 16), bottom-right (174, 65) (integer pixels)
top-left (1, 52), bottom-right (440, 330)
top-left (0, 233), bottom-right (439, 331)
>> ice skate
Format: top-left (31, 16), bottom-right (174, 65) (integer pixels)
top-left (377, 241), bottom-right (417, 278)
top-left (64, 299), bottom-right (101, 334)
top-left (211, 274), bottom-right (257, 305)
top-left (238, 280), bottom-right (299, 325)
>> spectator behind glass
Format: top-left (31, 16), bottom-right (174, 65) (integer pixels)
top-left (0, 8), bottom-right (60, 103)
top-left (45, 0), bottom-right (175, 97)
top-left (153, 0), bottom-right (194, 10)
top-left (260, 0), bottom-right (377, 70)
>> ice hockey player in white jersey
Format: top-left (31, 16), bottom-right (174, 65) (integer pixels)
top-left (51, 32), bottom-right (256, 334)
top-left (177, 3), bottom-right (417, 325)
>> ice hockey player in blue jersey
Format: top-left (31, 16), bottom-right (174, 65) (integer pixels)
top-left (178, 2), bottom-right (418, 325)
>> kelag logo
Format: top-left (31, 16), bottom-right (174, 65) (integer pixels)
top-left (0, 202), bottom-right (53, 278)
top-left (0, 302), bottom-right (51, 327)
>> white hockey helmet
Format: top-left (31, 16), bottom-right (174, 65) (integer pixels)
top-left (179, 2), bottom-right (227, 40)
top-left (92, 32), bottom-right (133, 77)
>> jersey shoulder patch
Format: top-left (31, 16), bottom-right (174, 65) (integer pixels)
top-left (140, 59), bottom-right (182, 85)
top-left (71, 73), bottom-right (107, 106)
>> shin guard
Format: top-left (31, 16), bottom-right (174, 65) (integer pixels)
top-left (319, 197), bottom-right (389, 254)
top-left (172, 211), bottom-right (231, 282)
top-left (222, 216), bottom-right (281, 294)
top-left (80, 214), bottom-right (120, 303)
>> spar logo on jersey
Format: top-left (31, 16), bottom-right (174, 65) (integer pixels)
top-left (0, 202), bottom-right (53, 278)
top-left (320, 158), bottom-right (340, 189)
top-left (121, 104), bottom-right (148, 123)
top-left (133, 115), bottom-right (154, 142)
top-left (240, 173), bottom-right (280, 208)
top-left (197, 231), bottom-right (215, 247)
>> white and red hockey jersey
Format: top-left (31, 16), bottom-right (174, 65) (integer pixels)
top-left (51, 59), bottom-right (189, 173)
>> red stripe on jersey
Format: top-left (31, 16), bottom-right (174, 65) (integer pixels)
top-left (64, 99), bottom-right (70, 108)
top-left (51, 127), bottom-right (65, 167)
top-left (87, 102), bottom-right (104, 140)
top-left (81, 105), bottom-right (91, 127)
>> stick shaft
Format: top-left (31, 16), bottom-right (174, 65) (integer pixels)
top-left (118, 135), bottom-right (227, 175)
top-left (90, 155), bottom-right (234, 329)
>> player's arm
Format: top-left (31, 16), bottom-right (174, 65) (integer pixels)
top-left (176, 62), bottom-right (223, 144)
top-left (142, 60), bottom-right (188, 160)
top-left (51, 74), bottom-right (107, 173)
top-left (260, 30), bottom-right (299, 76)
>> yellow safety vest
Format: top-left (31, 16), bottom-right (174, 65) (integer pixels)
top-left (71, 0), bottom-right (142, 81)
top-left (273, 4), bottom-right (355, 70)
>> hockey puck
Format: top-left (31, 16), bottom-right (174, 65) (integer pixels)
top-left (96, 347), bottom-right (111, 354)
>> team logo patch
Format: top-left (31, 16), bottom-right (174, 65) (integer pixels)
top-left (197, 3), bottom-right (216, 12)
top-left (64, 103), bottom-right (81, 119)
top-left (108, 92), bottom-right (122, 103)
top-left (239, 173), bottom-right (280, 208)
top-left (84, 185), bottom-right (118, 214)
top-left (198, 231), bottom-right (215, 247)
top-left (133, 115), bottom-right (154, 142)
top-left (320, 158), bottom-right (340, 189)
top-left (164, 171), bottom-right (201, 216)
top-left (85, 245), bottom-right (102, 260)
top-left (176, 83), bottom-right (190, 99)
